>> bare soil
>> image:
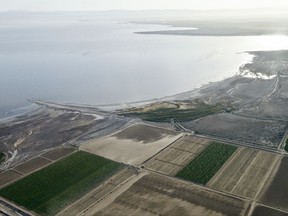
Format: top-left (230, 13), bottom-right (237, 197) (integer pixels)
top-left (80, 124), bottom-right (182, 166)
top-left (0, 170), bottom-right (22, 188)
top-left (57, 167), bottom-right (136, 216)
top-left (114, 124), bottom-right (176, 143)
top-left (252, 206), bottom-right (288, 216)
top-left (96, 173), bottom-right (249, 216)
top-left (0, 107), bottom-right (97, 170)
top-left (260, 156), bottom-right (288, 212)
top-left (41, 148), bottom-right (75, 161)
top-left (172, 136), bottom-right (211, 153)
top-left (145, 159), bottom-right (182, 176)
top-left (144, 135), bottom-right (210, 175)
top-left (154, 148), bottom-right (195, 166)
top-left (13, 156), bottom-right (51, 174)
top-left (208, 148), bottom-right (258, 192)
top-left (208, 148), bottom-right (279, 199)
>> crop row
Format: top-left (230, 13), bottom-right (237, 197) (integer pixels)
top-left (176, 142), bottom-right (237, 185)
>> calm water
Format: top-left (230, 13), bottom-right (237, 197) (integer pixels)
top-left (1, 12), bottom-right (288, 116)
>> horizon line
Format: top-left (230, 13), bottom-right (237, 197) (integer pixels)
top-left (0, 7), bottom-right (287, 13)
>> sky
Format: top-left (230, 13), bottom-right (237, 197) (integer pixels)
top-left (0, 0), bottom-right (288, 11)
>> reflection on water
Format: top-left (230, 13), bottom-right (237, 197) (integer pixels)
top-left (1, 13), bottom-right (288, 115)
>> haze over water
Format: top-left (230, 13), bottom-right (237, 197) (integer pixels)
top-left (1, 12), bottom-right (288, 116)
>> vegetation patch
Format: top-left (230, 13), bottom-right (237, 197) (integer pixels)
top-left (176, 143), bottom-right (237, 185)
top-left (285, 139), bottom-right (288, 152)
top-left (120, 101), bottom-right (229, 122)
top-left (0, 151), bottom-right (123, 216)
top-left (0, 152), bottom-right (5, 164)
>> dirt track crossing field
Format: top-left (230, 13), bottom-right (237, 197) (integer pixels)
top-left (96, 173), bottom-right (250, 216)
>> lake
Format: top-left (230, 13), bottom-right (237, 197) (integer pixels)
top-left (1, 12), bottom-right (288, 117)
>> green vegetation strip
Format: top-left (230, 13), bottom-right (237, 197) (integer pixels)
top-left (0, 151), bottom-right (123, 216)
top-left (285, 139), bottom-right (288, 152)
top-left (176, 143), bottom-right (237, 185)
top-left (122, 103), bottom-right (225, 122)
top-left (0, 152), bottom-right (5, 164)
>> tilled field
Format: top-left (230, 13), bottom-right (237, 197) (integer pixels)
top-left (96, 174), bottom-right (250, 216)
top-left (13, 156), bottom-right (51, 175)
top-left (260, 156), bottom-right (288, 212)
top-left (41, 148), bottom-right (76, 161)
top-left (208, 147), bottom-right (280, 199)
top-left (144, 136), bottom-right (211, 175)
top-left (0, 170), bottom-right (22, 188)
top-left (252, 205), bottom-right (288, 216)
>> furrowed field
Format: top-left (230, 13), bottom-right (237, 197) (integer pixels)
top-left (0, 151), bottom-right (123, 216)
top-left (176, 143), bottom-right (237, 184)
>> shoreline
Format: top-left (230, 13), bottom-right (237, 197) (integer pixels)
top-left (1, 49), bottom-right (288, 169)
top-left (0, 51), bottom-right (254, 116)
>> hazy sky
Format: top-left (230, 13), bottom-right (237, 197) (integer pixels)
top-left (0, 0), bottom-right (288, 11)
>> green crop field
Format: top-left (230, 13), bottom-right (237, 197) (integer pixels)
top-left (0, 151), bottom-right (123, 216)
top-left (176, 143), bottom-right (237, 185)
top-left (121, 103), bottom-right (226, 122)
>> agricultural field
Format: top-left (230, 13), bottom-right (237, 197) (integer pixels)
top-left (0, 170), bottom-right (23, 188)
top-left (94, 173), bottom-right (250, 216)
top-left (144, 135), bottom-right (211, 175)
top-left (208, 148), bottom-right (280, 199)
top-left (252, 206), bottom-right (288, 216)
top-left (176, 142), bottom-right (237, 185)
top-left (0, 147), bottom-right (76, 188)
top-left (58, 167), bottom-right (136, 216)
top-left (260, 156), bottom-right (288, 212)
top-left (80, 123), bottom-right (181, 166)
top-left (41, 148), bottom-right (76, 161)
top-left (13, 156), bottom-right (51, 174)
top-left (0, 151), bottom-right (123, 216)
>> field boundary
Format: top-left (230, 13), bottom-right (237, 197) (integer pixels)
top-left (141, 135), bottom-right (184, 165)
